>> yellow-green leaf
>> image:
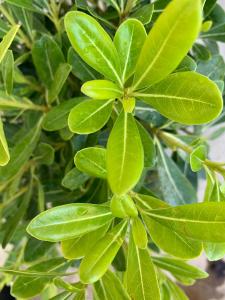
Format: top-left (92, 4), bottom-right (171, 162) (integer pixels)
top-left (81, 80), bottom-right (122, 99)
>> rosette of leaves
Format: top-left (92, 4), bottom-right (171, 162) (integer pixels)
top-left (0, 0), bottom-right (225, 299)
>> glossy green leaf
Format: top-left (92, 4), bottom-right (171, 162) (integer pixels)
top-left (126, 233), bottom-right (160, 300)
top-left (32, 35), bottom-right (65, 87)
top-left (94, 270), bottom-right (130, 300)
top-left (68, 47), bottom-right (101, 82)
top-left (156, 140), bottom-right (197, 205)
top-left (137, 121), bottom-right (156, 168)
top-left (79, 221), bottom-right (127, 283)
top-left (74, 147), bottom-right (107, 179)
top-left (61, 167), bottom-right (90, 191)
top-left (0, 25), bottom-right (19, 63)
top-left (135, 72), bottom-right (223, 125)
top-left (114, 19), bottom-right (146, 82)
top-left (190, 145), bottom-right (207, 172)
top-left (65, 11), bottom-right (122, 86)
top-left (0, 118), bottom-right (10, 166)
top-left (11, 258), bottom-right (68, 299)
top-left (107, 111), bottom-right (144, 195)
top-left (135, 194), bottom-right (202, 259)
top-left (47, 63), bottom-right (72, 103)
top-left (130, 4), bottom-right (154, 25)
top-left (144, 202), bottom-right (225, 242)
top-left (152, 257), bottom-right (208, 280)
top-left (133, 0), bottom-right (201, 89)
top-left (2, 50), bottom-right (14, 94)
top-left (42, 97), bottom-right (85, 131)
top-left (193, 43), bottom-right (211, 61)
top-left (68, 99), bottom-right (113, 134)
top-left (24, 238), bottom-right (53, 262)
top-left (61, 223), bottom-right (110, 259)
top-left (132, 217), bottom-right (148, 249)
top-left (27, 203), bottom-right (113, 242)
top-left (110, 194), bottom-right (138, 218)
top-left (0, 118), bottom-right (42, 182)
top-left (81, 80), bottom-right (122, 99)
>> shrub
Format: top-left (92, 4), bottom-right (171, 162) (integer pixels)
top-left (0, 0), bottom-right (225, 299)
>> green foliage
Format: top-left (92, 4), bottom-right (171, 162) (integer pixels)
top-left (0, 0), bottom-right (225, 299)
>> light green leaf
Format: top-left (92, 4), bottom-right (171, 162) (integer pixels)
top-left (2, 50), bottom-right (14, 94)
top-left (144, 202), bottom-right (225, 242)
top-left (81, 80), bottom-right (122, 99)
top-left (53, 278), bottom-right (83, 292)
top-left (65, 11), bottom-right (122, 86)
top-left (74, 147), bottom-right (107, 179)
top-left (132, 217), bottom-right (148, 249)
top-left (79, 221), bottom-right (127, 283)
top-left (32, 35), bottom-right (65, 87)
top-left (0, 25), bottom-right (19, 63)
top-left (11, 258), bottom-right (68, 299)
top-left (68, 47), bottom-right (101, 82)
top-left (0, 118), bottom-right (10, 166)
top-left (0, 118), bottom-right (42, 182)
top-left (132, 0), bottom-right (201, 89)
top-left (47, 63), bottom-right (72, 103)
top-left (130, 3), bottom-right (154, 25)
top-left (126, 233), bottom-right (160, 300)
top-left (156, 140), bottom-right (197, 205)
top-left (165, 278), bottom-right (189, 300)
top-left (135, 194), bottom-right (202, 259)
top-left (152, 257), bottom-right (208, 280)
top-left (68, 99), bottom-right (114, 134)
top-left (135, 72), bottom-right (223, 125)
top-left (42, 97), bottom-right (85, 131)
top-left (94, 270), bottom-right (130, 300)
top-left (110, 194), bottom-right (138, 218)
top-left (190, 145), bottom-right (207, 172)
top-left (61, 167), bottom-right (89, 191)
top-left (114, 19), bottom-right (146, 83)
top-left (204, 242), bottom-right (225, 261)
top-left (27, 203), bottom-right (113, 242)
top-left (61, 223), bottom-right (110, 260)
top-left (107, 111), bottom-right (144, 195)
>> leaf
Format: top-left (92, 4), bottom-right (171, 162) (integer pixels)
top-left (132, 217), bottom-right (148, 249)
top-left (152, 257), bottom-right (208, 280)
top-left (61, 223), bottom-right (110, 259)
top-left (197, 54), bottom-right (225, 81)
top-left (110, 194), bottom-right (138, 218)
top-left (204, 242), bottom-right (225, 261)
top-left (192, 43), bottom-right (211, 61)
top-left (65, 11), bottom-right (122, 86)
top-left (2, 181), bottom-right (33, 248)
top-left (35, 142), bottom-right (55, 165)
top-left (94, 270), bottom-right (130, 300)
top-left (81, 80), bottom-right (122, 99)
top-left (0, 117), bottom-right (10, 166)
top-left (61, 167), bottom-right (89, 191)
top-left (137, 121), bottom-right (156, 168)
top-left (0, 118), bottom-right (42, 183)
top-left (143, 202), bottom-right (225, 243)
top-left (27, 203), bottom-right (113, 242)
top-left (2, 50), bottom-right (14, 94)
top-left (107, 111), bottom-right (144, 195)
top-left (135, 72), bottom-right (223, 125)
top-left (42, 97), bottom-right (85, 131)
top-left (203, 0), bottom-right (217, 17)
top-left (47, 63), bottom-right (72, 103)
top-left (113, 19), bottom-right (146, 82)
top-left (53, 278), bottom-right (83, 292)
top-left (0, 25), bottom-right (19, 63)
top-left (74, 147), bottom-right (107, 179)
top-left (126, 233), bottom-right (160, 300)
top-left (201, 22), bottom-right (225, 42)
top-left (130, 4), bottom-right (154, 25)
top-left (132, 0), bottom-right (201, 89)
top-left (156, 141), bottom-right (197, 205)
top-left (165, 278), bottom-right (188, 300)
top-left (32, 35), bottom-right (65, 87)
top-left (190, 145), bottom-right (207, 172)
top-left (24, 238), bottom-right (53, 262)
top-left (68, 47), bottom-right (101, 82)
top-left (5, 0), bottom-right (43, 13)
top-left (68, 99), bottom-right (114, 134)
top-left (175, 55), bottom-right (197, 72)
top-left (79, 221), bottom-right (127, 283)
top-left (135, 194), bottom-right (202, 259)
top-left (11, 258), bottom-right (68, 299)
